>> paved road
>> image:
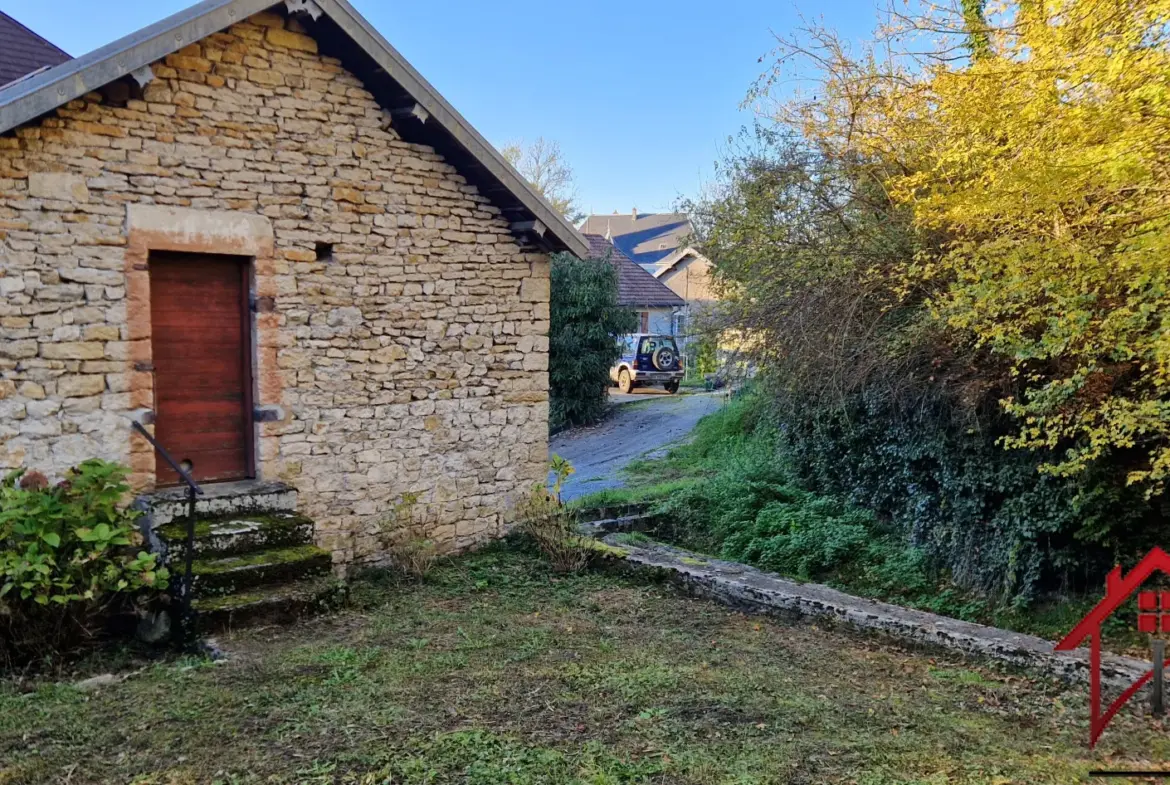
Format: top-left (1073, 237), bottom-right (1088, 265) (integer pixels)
top-left (550, 390), bottom-right (724, 502)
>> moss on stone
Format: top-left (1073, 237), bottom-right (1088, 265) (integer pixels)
top-left (159, 512), bottom-right (313, 543)
top-left (583, 540), bottom-right (630, 558)
top-left (191, 544), bottom-right (328, 576)
top-left (192, 576), bottom-right (344, 616)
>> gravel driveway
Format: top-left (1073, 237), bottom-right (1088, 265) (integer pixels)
top-left (549, 389), bottom-right (724, 501)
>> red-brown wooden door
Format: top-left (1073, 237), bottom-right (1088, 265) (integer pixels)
top-left (150, 254), bottom-right (253, 485)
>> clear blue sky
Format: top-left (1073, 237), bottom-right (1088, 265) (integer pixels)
top-left (2, 0), bottom-right (881, 215)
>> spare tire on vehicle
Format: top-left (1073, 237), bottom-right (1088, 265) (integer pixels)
top-left (652, 346), bottom-right (675, 371)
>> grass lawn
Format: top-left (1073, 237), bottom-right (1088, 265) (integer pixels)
top-left (2, 547), bottom-right (1167, 784)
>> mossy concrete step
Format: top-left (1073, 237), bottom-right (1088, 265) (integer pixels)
top-left (160, 512), bottom-right (314, 560)
top-left (189, 544), bottom-right (332, 596)
top-left (192, 577), bottom-right (345, 632)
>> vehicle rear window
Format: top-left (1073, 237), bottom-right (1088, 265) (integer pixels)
top-left (638, 336), bottom-right (678, 354)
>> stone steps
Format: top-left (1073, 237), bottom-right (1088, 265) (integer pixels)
top-left (192, 577), bottom-right (343, 631)
top-left (146, 481), bottom-right (338, 634)
top-left (190, 544), bottom-right (332, 595)
top-left (160, 512), bottom-right (315, 561)
top-left (143, 480), bottom-right (297, 528)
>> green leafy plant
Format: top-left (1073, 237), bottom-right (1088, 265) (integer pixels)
top-left (681, 118), bottom-right (1169, 603)
top-left (549, 453), bottom-right (573, 502)
top-left (0, 460), bottom-right (169, 668)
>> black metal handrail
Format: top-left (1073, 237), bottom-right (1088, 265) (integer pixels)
top-left (132, 420), bottom-right (204, 646)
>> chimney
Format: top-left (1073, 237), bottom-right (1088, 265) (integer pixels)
top-left (632, 207), bottom-right (638, 220)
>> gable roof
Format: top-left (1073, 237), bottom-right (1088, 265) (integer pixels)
top-left (584, 234), bottom-right (685, 309)
top-left (580, 212), bottom-right (694, 266)
top-left (0, 0), bottom-right (588, 258)
top-left (651, 246), bottom-right (708, 279)
top-left (1055, 547), bottom-right (1170, 650)
top-left (0, 11), bottom-right (71, 89)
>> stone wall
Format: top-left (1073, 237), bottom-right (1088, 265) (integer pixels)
top-left (0, 10), bottom-right (551, 562)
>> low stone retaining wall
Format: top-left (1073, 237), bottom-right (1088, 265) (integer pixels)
top-left (582, 514), bottom-right (1145, 691)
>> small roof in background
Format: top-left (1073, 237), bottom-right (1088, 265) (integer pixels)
top-left (0, 11), bottom-right (71, 89)
top-left (584, 234), bottom-right (685, 309)
top-left (580, 212), bottom-right (694, 266)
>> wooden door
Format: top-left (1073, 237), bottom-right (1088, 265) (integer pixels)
top-left (150, 254), bottom-right (253, 485)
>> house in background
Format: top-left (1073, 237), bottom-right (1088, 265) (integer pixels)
top-left (581, 210), bottom-right (693, 268)
top-left (0, 10), bottom-right (71, 88)
top-left (584, 234), bottom-right (684, 334)
top-left (581, 210), bottom-right (718, 339)
top-left (652, 246), bottom-right (719, 334)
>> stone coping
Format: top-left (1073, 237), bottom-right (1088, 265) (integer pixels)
top-left (598, 533), bottom-right (1148, 691)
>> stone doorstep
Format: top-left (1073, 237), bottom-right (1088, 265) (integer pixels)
top-left (140, 479), bottom-right (298, 527)
top-left (598, 534), bottom-right (1148, 692)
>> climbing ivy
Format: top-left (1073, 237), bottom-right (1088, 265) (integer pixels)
top-left (776, 385), bottom-right (1169, 601)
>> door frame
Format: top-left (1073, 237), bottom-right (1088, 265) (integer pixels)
top-left (124, 205), bottom-right (283, 492)
top-left (236, 257), bottom-right (257, 479)
top-left (148, 252), bottom-right (257, 484)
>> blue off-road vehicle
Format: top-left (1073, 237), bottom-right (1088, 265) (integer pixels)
top-left (610, 334), bottom-right (684, 394)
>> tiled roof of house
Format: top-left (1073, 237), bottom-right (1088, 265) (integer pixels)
top-left (585, 234), bottom-right (685, 309)
top-left (580, 212), bottom-right (694, 266)
top-left (0, 11), bottom-right (70, 89)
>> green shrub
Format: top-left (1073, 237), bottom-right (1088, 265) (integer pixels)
top-left (549, 252), bottom-right (638, 430)
top-left (659, 463), bottom-right (933, 597)
top-left (376, 492), bottom-right (442, 582)
top-left (0, 460), bottom-right (168, 668)
top-left (646, 382), bottom-right (1168, 619)
top-left (778, 385), bottom-right (1167, 601)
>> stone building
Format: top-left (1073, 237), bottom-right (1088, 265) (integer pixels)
top-left (0, 0), bottom-right (588, 568)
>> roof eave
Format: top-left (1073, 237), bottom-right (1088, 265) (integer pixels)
top-left (317, 0), bottom-right (588, 258)
top-left (653, 247), bottom-right (707, 278)
top-left (0, 0), bottom-right (589, 258)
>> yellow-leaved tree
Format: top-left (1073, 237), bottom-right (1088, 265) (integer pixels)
top-left (763, 0), bottom-right (1170, 491)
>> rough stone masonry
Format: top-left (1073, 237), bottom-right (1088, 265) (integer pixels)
top-left (0, 10), bottom-right (551, 564)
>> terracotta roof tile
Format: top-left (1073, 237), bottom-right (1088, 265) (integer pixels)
top-left (584, 234), bottom-right (685, 308)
